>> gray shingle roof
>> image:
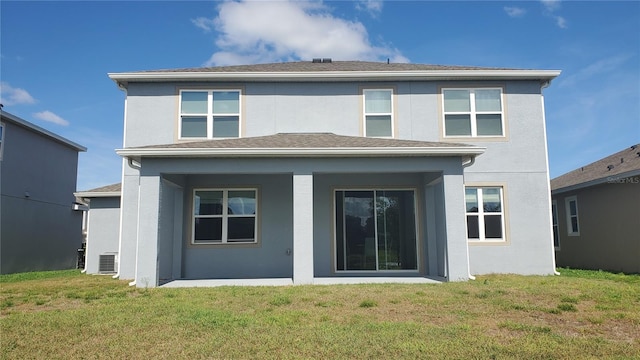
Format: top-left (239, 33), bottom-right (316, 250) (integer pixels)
top-left (135, 133), bottom-right (472, 150)
top-left (551, 144), bottom-right (640, 191)
top-left (82, 183), bottom-right (121, 193)
top-left (141, 61), bottom-right (515, 73)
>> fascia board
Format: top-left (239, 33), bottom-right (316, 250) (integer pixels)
top-left (108, 70), bottom-right (561, 85)
top-left (116, 146), bottom-right (486, 158)
top-left (74, 191), bottom-right (121, 198)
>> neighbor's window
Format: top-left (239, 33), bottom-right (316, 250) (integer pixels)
top-left (192, 189), bottom-right (257, 244)
top-left (363, 89), bottom-right (393, 137)
top-left (465, 187), bottom-right (506, 242)
top-left (0, 123), bottom-right (4, 160)
top-left (443, 88), bottom-right (504, 137)
top-left (552, 200), bottom-right (560, 248)
top-left (335, 189), bottom-right (418, 271)
top-left (180, 90), bottom-right (241, 139)
top-left (565, 196), bottom-right (579, 236)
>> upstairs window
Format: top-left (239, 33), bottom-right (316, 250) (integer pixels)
top-left (465, 186), bottom-right (506, 242)
top-left (180, 90), bottom-right (241, 139)
top-left (565, 196), bottom-right (580, 236)
top-left (443, 88), bottom-right (504, 137)
top-left (363, 89), bottom-right (393, 137)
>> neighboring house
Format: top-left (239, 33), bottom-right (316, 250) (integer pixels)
top-left (81, 60), bottom-right (561, 287)
top-left (0, 110), bottom-right (86, 274)
top-left (75, 183), bottom-right (121, 274)
top-left (551, 144), bottom-right (640, 274)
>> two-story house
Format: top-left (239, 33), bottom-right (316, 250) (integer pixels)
top-left (82, 60), bottom-right (560, 287)
top-left (1, 110), bottom-right (86, 274)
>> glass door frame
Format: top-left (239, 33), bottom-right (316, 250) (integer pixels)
top-left (332, 187), bottom-right (421, 273)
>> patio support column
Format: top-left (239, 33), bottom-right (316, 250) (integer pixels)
top-left (442, 171), bottom-right (471, 281)
top-left (293, 172), bottom-right (314, 285)
top-left (117, 161), bottom-right (140, 280)
top-left (135, 175), bottom-right (161, 288)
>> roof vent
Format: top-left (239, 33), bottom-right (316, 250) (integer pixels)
top-left (637, 152), bottom-right (640, 157)
top-left (322, 58), bottom-right (332, 63)
top-left (312, 58), bottom-right (322, 63)
top-left (631, 145), bottom-right (638, 150)
top-left (607, 165), bottom-right (614, 171)
top-left (621, 157), bottom-right (624, 163)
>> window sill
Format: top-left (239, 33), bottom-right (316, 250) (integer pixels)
top-left (468, 240), bottom-right (510, 246)
top-left (188, 241), bottom-right (260, 249)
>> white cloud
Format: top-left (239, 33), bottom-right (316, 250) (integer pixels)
top-left (0, 82), bottom-right (36, 106)
top-left (504, 6), bottom-right (526, 18)
top-left (540, 0), bottom-right (567, 29)
top-left (33, 110), bottom-right (70, 126)
top-left (558, 54), bottom-right (632, 88)
top-left (554, 15), bottom-right (567, 29)
top-left (192, 17), bottom-right (216, 32)
top-left (356, 0), bottom-right (383, 18)
top-left (541, 0), bottom-right (561, 12)
top-left (201, 0), bottom-right (407, 66)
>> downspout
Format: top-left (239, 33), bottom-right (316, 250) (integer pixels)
top-left (125, 156), bottom-right (142, 287)
top-left (462, 155), bottom-right (477, 280)
top-left (540, 79), bottom-right (561, 276)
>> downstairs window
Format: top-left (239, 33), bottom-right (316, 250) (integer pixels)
top-left (465, 186), bottom-right (506, 242)
top-left (192, 189), bottom-right (257, 244)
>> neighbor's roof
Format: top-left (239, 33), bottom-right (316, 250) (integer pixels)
top-left (1, 110), bottom-right (86, 152)
top-left (109, 60), bottom-right (561, 87)
top-left (116, 132), bottom-right (485, 158)
top-left (551, 144), bottom-right (640, 194)
top-left (75, 182), bottom-right (122, 198)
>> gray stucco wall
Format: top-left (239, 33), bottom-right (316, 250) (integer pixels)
top-left (84, 197), bottom-right (121, 274)
top-left (180, 174), bottom-right (293, 280)
top-left (1, 120), bottom-right (83, 274)
top-left (117, 78), bottom-right (556, 282)
top-left (554, 179), bottom-right (640, 274)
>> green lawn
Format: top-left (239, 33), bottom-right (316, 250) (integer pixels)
top-left (1, 269), bottom-right (639, 359)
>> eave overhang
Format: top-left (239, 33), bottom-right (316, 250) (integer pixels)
top-left (108, 70), bottom-right (561, 88)
top-left (116, 146), bottom-right (486, 159)
top-left (74, 191), bottom-right (121, 198)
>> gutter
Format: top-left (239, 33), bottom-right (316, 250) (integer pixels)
top-left (116, 146), bottom-right (486, 158)
top-left (108, 70), bottom-right (562, 87)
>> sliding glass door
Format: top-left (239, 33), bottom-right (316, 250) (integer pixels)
top-left (335, 190), bottom-right (418, 271)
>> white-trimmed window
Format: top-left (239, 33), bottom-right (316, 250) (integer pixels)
top-left (179, 90), bottom-right (241, 139)
top-left (565, 196), bottom-right (579, 236)
top-left (363, 89), bottom-right (393, 137)
top-left (443, 88), bottom-right (504, 137)
top-left (552, 200), bottom-right (560, 248)
top-left (192, 189), bottom-right (257, 244)
top-left (465, 187), bottom-right (506, 241)
top-left (0, 123), bottom-right (4, 160)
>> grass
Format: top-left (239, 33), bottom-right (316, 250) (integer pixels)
top-left (1, 269), bottom-right (639, 359)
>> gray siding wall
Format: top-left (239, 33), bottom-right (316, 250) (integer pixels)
top-left (84, 197), bottom-right (121, 274)
top-left (0, 121), bottom-right (82, 274)
top-left (554, 180), bottom-right (640, 274)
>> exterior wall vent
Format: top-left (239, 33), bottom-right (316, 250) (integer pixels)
top-left (98, 254), bottom-right (117, 273)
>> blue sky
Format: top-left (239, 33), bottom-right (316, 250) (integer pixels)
top-left (1, 0), bottom-right (638, 191)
